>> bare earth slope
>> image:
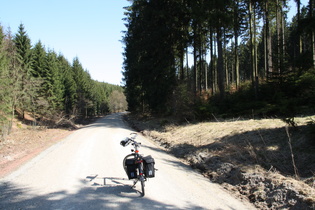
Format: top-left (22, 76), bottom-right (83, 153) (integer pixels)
top-left (125, 114), bottom-right (315, 209)
top-left (0, 127), bottom-right (71, 179)
top-left (0, 113), bottom-right (254, 209)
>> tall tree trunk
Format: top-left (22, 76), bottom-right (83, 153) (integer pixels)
top-left (264, 10), bottom-right (268, 78)
top-left (204, 33), bottom-right (208, 91)
top-left (276, 0), bottom-right (285, 79)
top-left (265, 1), bottom-right (273, 79)
top-left (253, 3), bottom-right (259, 95)
top-left (249, 0), bottom-right (254, 83)
top-left (310, 0), bottom-right (315, 67)
top-left (199, 37), bottom-right (203, 94)
top-left (313, 31), bottom-right (315, 68)
top-left (296, 0), bottom-right (302, 54)
top-left (234, 35), bottom-right (240, 88)
top-left (186, 47), bottom-right (189, 80)
top-left (193, 22), bottom-right (197, 96)
top-left (205, 56), bottom-right (208, 91)
top-left (217, 26), bottom-right (225, 100)
top-left (282, 2), bottom-right (286, 71)
top-left (276, 0), bottom-right (281, 76)
top-left (180, 48), bottom-right (184, 81)
top-left (234, 0), bottom-right (240, 89)
top-left (312, 32), bottom-right (315, 68)
top-left (209, 28), bottom-right (215, 95)
top-left (249, 0), bottom-right (258, 96)
top-left (224, 29), bottom-right (229, 88)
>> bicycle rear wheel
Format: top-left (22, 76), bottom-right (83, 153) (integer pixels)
top-left (141, 178), bottom-right (145, 196)
top-left (139, 161), bottom-right (145, 196)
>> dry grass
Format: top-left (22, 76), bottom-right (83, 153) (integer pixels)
top-left (145, 116), bottom-right (315, 174)
top-left (153, 118), bottom-right (285, 146)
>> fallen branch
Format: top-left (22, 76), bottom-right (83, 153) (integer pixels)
top-left (286, 126), bottom-right (299, 180)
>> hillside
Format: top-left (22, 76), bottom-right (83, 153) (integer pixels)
top-left (125, 114), bottom-right (315, 209)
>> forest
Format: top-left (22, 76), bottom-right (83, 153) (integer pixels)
top-left (122, 0), bottom-right (315, 120)
top-left (0, 24), bottom-right (126, 137)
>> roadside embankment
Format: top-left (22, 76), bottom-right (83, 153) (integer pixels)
top-left (124, 114), bottom-right (315, 209)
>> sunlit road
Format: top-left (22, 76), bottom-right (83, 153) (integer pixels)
top-left (0, 113), bottom-right (255, 209)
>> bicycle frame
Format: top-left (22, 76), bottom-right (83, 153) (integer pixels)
top-left (121, 133), bottom-right (146, 196)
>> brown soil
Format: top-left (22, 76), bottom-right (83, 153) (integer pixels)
top-left (124, 114), bottom-right (315, 210)
top-left (0, 124), bottom-right (73, 178)
top-left (0, 114), bottom-right (103, 178)
top-left (0, 112), bottom-right (106, 179)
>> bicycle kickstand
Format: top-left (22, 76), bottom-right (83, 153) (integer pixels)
top-left (131, 180), bottom-right (138, 189)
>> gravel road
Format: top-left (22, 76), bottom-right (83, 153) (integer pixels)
top-left (0, 113), bottom-right (255, 209)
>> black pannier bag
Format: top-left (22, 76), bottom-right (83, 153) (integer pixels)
top-left (125, 159), bottom-right (138, 179)
top-left (143, 155), bottom-right (155, 178)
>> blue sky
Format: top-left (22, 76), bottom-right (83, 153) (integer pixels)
top-left (0, 0), bottom-right (129, 85)
top-left (0, 0), bottom-right (308, 86)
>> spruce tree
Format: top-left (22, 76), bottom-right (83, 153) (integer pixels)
top-left (0, 25), bottom-right (12, 136)
top-left (32, 41), bottom-right (46, 78)
top-left (45, 50), bottom-right (65, 111)
top-left (58, 55), bottom-right (77, 115)
top-left (14, 24), bottom-right (32, 69)
top-left (13, 24), bottom-right (39, 119)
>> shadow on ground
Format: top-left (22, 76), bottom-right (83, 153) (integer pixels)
top-left (0, 179), bottom-right (208, 210)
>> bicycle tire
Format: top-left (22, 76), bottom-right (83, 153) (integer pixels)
top-left (141, 178), bottom-right (145, 196)
top-left (139, 161), bottom-right (145, 196)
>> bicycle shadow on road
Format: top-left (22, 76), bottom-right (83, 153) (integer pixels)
top-left (85, 174), bottom-right (143, 197)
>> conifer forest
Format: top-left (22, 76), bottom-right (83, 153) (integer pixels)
top-left (0, 24), bottom-right (125, 136)
top-left (122, 0), bottom-right (315, 119)
top-left (1, 0), bottom-right (315, 137)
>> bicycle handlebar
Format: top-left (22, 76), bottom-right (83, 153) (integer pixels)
top-left (130, 132), bottom-right (137, 139)
top-left (120, 133), bottom-right (140, 147)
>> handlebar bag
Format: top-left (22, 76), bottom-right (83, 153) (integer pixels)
top-left (143, 155), bottom-right (155, 178)
top-left (125, 159), bottom-right (138, 179)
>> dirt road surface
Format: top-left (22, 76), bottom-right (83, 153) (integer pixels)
top-left (0, 113), bottom-right (255, 209)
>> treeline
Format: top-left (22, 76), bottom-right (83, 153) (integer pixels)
top-left (123, 0), bottom-right (315, 119)
top-left (0, 24), bottom-right (125, 135)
